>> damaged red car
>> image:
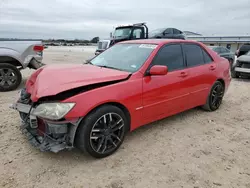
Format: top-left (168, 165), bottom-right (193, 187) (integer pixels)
top-left (11, 39), bottom-right (231, 158)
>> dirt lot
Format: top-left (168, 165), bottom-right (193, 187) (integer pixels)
top-left (1, 46), bottom-right (250, 188)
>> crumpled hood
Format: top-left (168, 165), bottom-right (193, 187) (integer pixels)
top-left (26, 64), bottom-right (130, 102)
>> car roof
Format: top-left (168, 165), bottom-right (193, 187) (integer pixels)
top-left (119, 39), bottom-right (201, 45)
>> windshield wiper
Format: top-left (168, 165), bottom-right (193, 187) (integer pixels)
top-left (97, 65), bottom-right (122, 71)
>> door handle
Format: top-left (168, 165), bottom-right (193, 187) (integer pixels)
top-left (179, 71), bottom-right (188, 77)
top-left (209, 65), bottom-right (216, 70)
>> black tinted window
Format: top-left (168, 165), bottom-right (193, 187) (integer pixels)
top-left (183, 44), bottom-right (204, 67)
top-left (202, 49), bottom-right (213, 63)
top-left (152, 44), bottom-right (184, 71)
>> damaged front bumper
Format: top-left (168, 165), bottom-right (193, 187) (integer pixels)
top-left (11, 99), bottom-right (81, 153)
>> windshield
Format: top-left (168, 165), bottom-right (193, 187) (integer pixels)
top-left (90, 43), bottom-right (157, 72)
top-left (114, 28), bottom-right (132, 38)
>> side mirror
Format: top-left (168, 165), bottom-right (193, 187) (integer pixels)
top-left (110, 32), bottom-right (113, 38)
top-left (149, 65), bottom-right (168, 76)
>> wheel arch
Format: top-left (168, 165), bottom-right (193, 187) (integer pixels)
top-left (77, 101), bottom-right (131, 129)
top-left (87, 102), bottom-right (130, 127)
top-left (0, 56), bottom-right (23, 68)
top-left (73, 101), bottom-right (131, 146)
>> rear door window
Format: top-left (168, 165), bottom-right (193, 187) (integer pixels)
top-left (183, 44), bottom-right (205, 67)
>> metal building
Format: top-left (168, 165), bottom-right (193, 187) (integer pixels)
top-left (187, 35), bottom-right (250, 52)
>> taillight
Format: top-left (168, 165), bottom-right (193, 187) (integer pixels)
top-left (33, 45), bottom-right (44, 52)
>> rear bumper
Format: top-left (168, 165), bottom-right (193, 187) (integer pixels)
top-left (11, 101), bottom-right (81, 153)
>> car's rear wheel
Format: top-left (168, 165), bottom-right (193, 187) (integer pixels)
top-left (75, 105), bottom-right (129, 158)
top-left (0, 63), bottom-right (22, 92)
top-left (202, 81), bottom-right (225, 111)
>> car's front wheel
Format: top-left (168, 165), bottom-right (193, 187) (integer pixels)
top-left (75, 105), bottom-right (129, 158)
top-left (202, 81), bottom-right (225, 111)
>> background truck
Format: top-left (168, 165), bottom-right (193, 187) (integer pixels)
top-left (0, 40), bottom-right (45, 91)
top-left (95, 23), bottom-right (186, 55)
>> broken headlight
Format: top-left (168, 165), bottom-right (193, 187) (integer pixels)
top-left (32, 103), bottom-right (75, 120)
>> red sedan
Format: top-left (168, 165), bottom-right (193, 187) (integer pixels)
top-left (12, 39), bottom-right (231, 158)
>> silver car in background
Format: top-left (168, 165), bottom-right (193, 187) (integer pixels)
top-left (0, 40), bottom-right (45, 91)
top-left (231, 51), bottom-right (250, 78)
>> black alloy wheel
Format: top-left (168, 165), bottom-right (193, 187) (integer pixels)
top-left (90, 113), bottom-right (125, 154)
top-left (210, 83), bottom-right (224, 110)
top-left (75, 105), bottom-right (129, 158)
top-left (0, 63), bottom-right (22, 91)
top-left (202, 81), bottom-right (225, 111)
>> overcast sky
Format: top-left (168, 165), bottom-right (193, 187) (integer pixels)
top-left (0, 0), bottom-right (250, 39)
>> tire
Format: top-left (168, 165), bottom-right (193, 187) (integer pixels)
top-left (75, 105), bottom-right (129, 158)
top-left (202, 81), bottom-right (225, 111)
top-left (0, 63), bottom-right (22, 92)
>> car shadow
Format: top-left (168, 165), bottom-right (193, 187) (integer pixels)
top-left (40, 107), bottom-right (203, 162)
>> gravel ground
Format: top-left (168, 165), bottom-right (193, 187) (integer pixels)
top-left (1, 46), bottom-right (250, 188)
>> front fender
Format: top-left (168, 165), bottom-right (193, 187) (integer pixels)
top-left (63, 77), bottom-right (143, 130)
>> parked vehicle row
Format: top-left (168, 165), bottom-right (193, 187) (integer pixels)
top-left (208, 46), bottom-right (235, 68)
top-left (11, 39), bottom-right (231, 158)
top-left (95, 22), bottom-right (186, 55)
top-left (208, 44), bottom-right (250, 78)
top-left (0, 40), bottom-right (45, 91)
